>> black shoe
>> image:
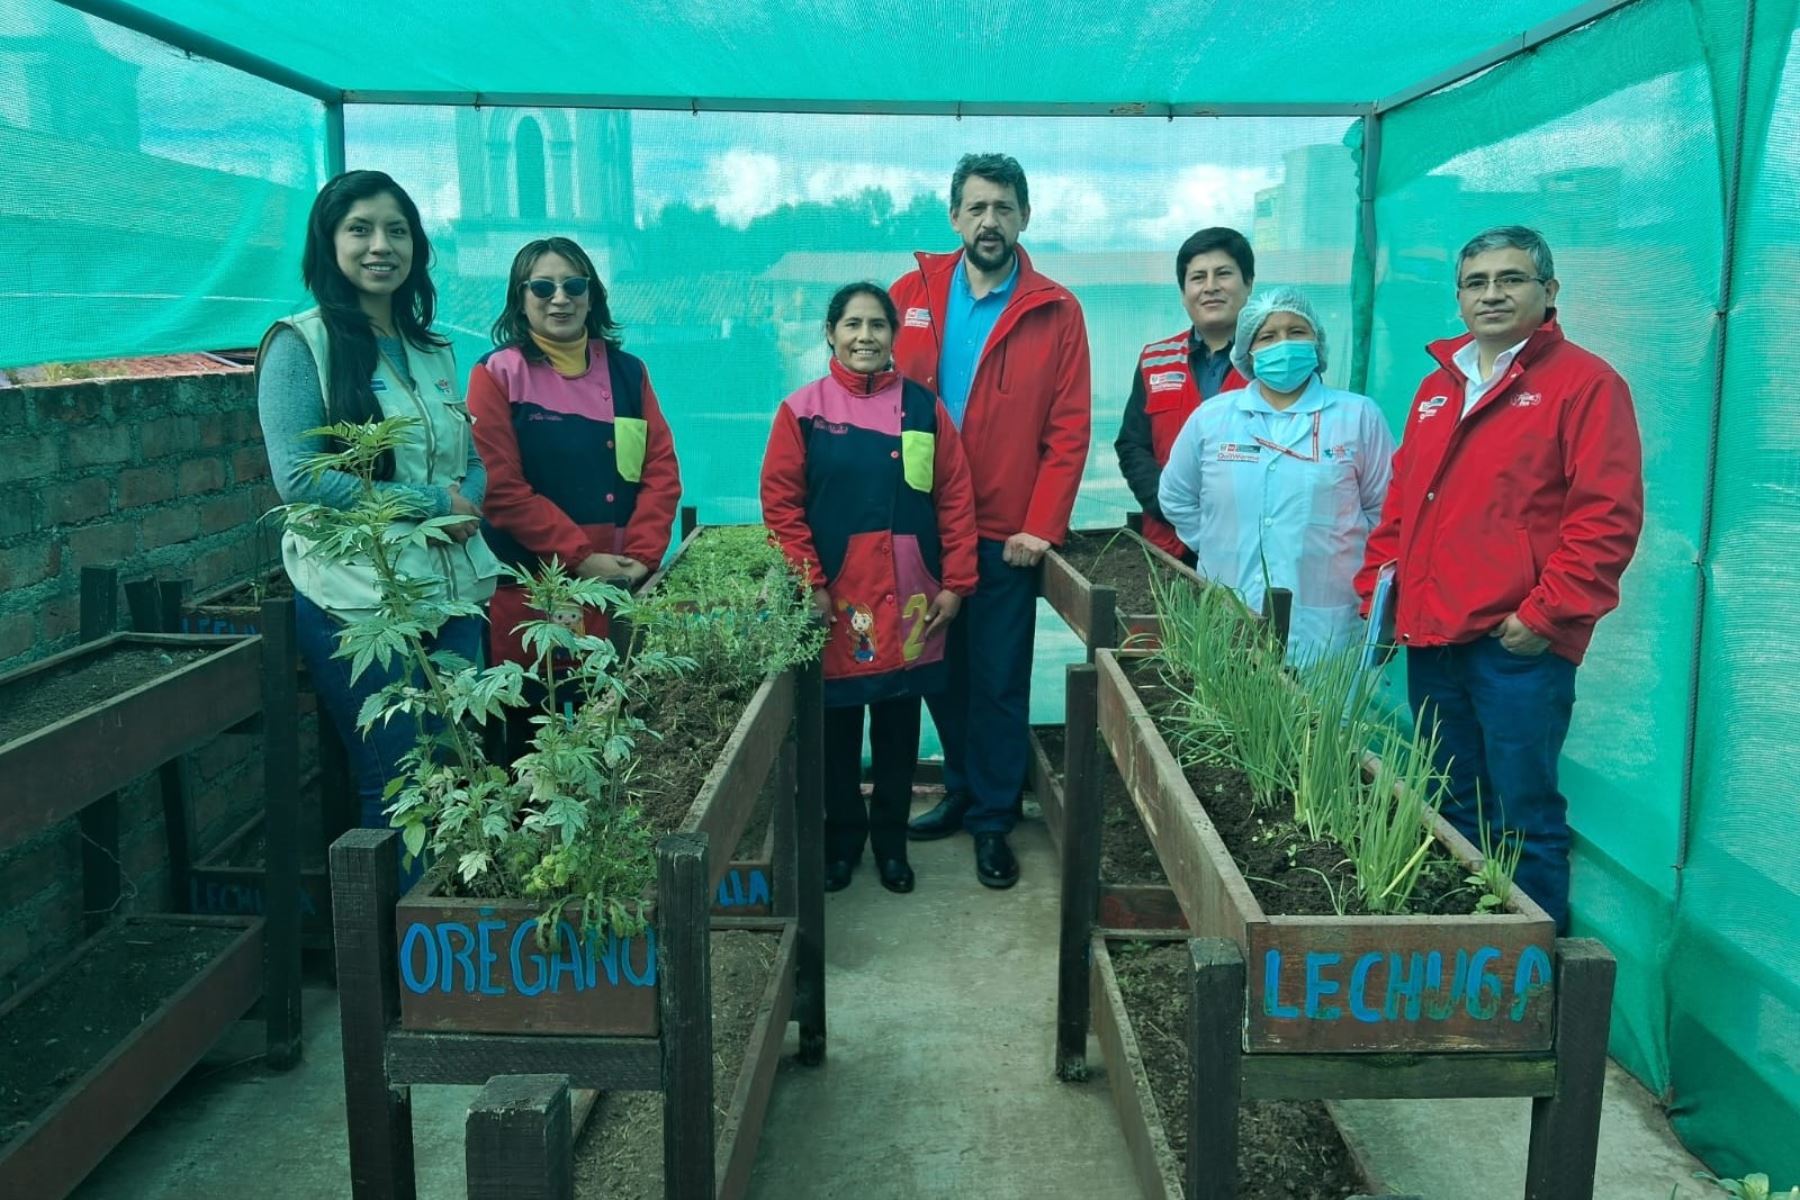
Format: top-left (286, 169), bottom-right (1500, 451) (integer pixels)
top-left (907, 792), bottom-right (971, 841)
top-left (877, 858), bottom-right (915, 894)
top-left (974, 833), bottom-right (1019, 889)
top-left (824, 859), bottom-right (856, 892)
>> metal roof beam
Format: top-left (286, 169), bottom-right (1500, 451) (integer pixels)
top-left (52, 0), bottom-right (343, 103)
top-left (1373, 0), bottom-right (1643, 115)
top-left (339, 92), bottom-right (1371, 118)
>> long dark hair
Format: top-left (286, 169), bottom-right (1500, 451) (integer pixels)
top-left (490, 237), bottom-right (623, 360)
top-left (300, 170), bottom-right (445, 476)
top-left (824, 281), bottom-right (899, 333)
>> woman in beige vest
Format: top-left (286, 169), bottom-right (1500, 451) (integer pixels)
top-left (256, 170), bottom-right (501, 831)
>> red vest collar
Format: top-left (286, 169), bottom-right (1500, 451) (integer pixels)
top-left (828, 357), bottom-right (900, 395)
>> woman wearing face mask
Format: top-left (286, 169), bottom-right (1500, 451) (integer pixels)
top-left (257, 170), bottom-right (503, 830)
top-left (761, 283), bottom-right (978, 895)
top-left (1157, 287), bottom-right (1396, 663)
top-left (468, 237), bottom-right (681, 721)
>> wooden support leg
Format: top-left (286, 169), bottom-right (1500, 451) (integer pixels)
top-left (679, 505), bottom-right (698, 541)
top-left (1089, 584), bottom-right (1118, 662)
top-left (792, 660), bottom-right (827, 1064)
top-left (1524, 938), bottom-right (1616, 1200)
top-left (1188, 937), bottom-right (1245, 1200)
top-left (465, 1075), bottom-right (573, 1200)
top-left (331, 828), bottom-right (415, 1200)
top-left (659, 832), bottom-right (714, 1200)
top-left (78, 566), bottom-right (120, 937)
top-left (1056, 663), bottom-right (1101, 1081)
top-left (1261, 587), bottom-right (1294, 656)
top-left (147, 579), bottom-right (195, 912)
top-left (262, 596), bottom-right (304, 1068)
top-left (772, 736), bottom-right (798, 920)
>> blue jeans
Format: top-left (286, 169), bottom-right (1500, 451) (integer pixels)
top-left (295, 593), bottom-right (486, 831)
top-left (1406, 637), bottom-right (1578, 932)
top-left (925, 539), bottom-right (1038, 835)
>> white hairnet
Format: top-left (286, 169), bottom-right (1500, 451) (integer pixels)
top-left (1231, 286), bottom-right (1328, 380)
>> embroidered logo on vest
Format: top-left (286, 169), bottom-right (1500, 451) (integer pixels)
top-left (904, 307), bottom-right (931, 329)
top-left (1418, 395), bottom-right (1449, 420)
top-left (1148, 371), bottom-right (1187, 393)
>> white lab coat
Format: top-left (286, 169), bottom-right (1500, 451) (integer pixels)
top-left (1157, 376), bottom-right (1396, 664)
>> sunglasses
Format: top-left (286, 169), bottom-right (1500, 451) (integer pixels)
top-left (524, 277), bottom-right (589, 300)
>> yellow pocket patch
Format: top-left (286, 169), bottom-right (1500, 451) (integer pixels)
top-left (614, 417), bottom-right (648, 483)
top-left (900, 430), bottom-right (934, 493)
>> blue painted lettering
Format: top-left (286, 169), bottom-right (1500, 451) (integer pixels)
top-left (1510, 945), bottom-right (1552, 1021)
top-left (510, 920), bottom-right (546, 996)
top-left (437, 922), bottom-right (477, 994)
top-left (594, 926), bottom-right (621, 987)
top-left (399, 923), bottom-right (437, 994)
top-left (1424, 950), bottom-right (1459, 1020)
top-left (1348, 952), bottom-right (1384, 1023)
top-left (745, 870), bottom-right (770, 907)
top-left (1263, 949), bottom-right (1301, 1019)
top-left (1385, 952), bottom-right (1427, 1021)
top-left (623, 927), bottom-right (656, 988)
top-left (1466, 946), bottom-right (1503, 1019)
top-left (1304, 952), bottom-right (1343, 1020)
top-left (548, 920), bottom-right (585, 993)
top-left (476, 910), bottom-right (506, 997)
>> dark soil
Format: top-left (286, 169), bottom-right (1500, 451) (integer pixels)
top-left (627, 666), bottom-right (762, 836)
top-left (1111, 940), bottom-right (1366, 1199)
top-left (1125, 663), bottom-right (1475, 918)
top-left (1038, 726), bottom-right (1166, 886)
top-left (0, 645), bottom-right (217, 747)
top-left (1057, 529), bottom-right (1190, 616)
top-left (572, 929), bottom-right (779, 1198)
top-left (0, 920), bottom-right (244, 1147)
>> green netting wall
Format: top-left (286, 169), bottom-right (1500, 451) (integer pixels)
top-left (1369, 0), bottom-right (1799, 1179)
top-left (340, 107), bottom-right (1364, 734)
top-left (0, 0), bottom-right (324, 368)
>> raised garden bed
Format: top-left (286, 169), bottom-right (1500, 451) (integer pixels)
top-left (1031, 724), bottom-right (1183, 930)
top-left (180, 567), bottom-right (294, 637)
top-left (0, 915), bottom-right (263, 1198)
top-left (1096, 935), bottom-right (1370, 1200)
top-left (1041, 527), bottom-right (1201, 653)
top-left (0, 633), bottom-right (262, 844)
top-left (1055, 654), bottom-right (1617, 1199)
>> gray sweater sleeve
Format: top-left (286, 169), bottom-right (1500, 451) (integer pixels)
top-left (256, 327), bottom-right (451, 517)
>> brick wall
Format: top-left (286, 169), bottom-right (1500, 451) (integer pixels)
top-left (0, 367), bottom-right (288, 996)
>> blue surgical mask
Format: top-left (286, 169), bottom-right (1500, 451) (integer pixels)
top-left (1252, 340), bottom-right (1319, 393)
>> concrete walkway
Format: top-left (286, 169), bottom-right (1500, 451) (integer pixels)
top-left (70, 806), bottom-right (1714, 1199)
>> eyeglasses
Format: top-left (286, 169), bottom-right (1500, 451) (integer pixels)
top-left (524, 277), bottom-right (589, 300)
top-left (1457, 272), bottom-right (1545, 294)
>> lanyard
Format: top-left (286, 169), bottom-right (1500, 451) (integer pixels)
top-left (1251, 410), bottom-right (1321, 463)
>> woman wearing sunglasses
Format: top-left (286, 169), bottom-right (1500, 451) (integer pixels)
top-left (257, 170), bottom-right (502, 830)
top-left (468, 237), bottom-right (681, 706)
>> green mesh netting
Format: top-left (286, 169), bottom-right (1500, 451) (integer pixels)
top-left (0, 0), bottom-right (323, 369)
top-left (3, 0), bottom-right (1796, 1180)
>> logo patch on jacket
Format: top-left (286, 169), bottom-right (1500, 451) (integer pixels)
top-left (1511, 391), bottom-right (1543, 408)
top-left (1418, 395), bottom-right (1449, 420)
top-left (435, 379), bottom-right (453, 394)
top-left (370, 378), bottom-right (387, 392)
top-left (1218, 442), bottom-right (1261, 462)
top-left (904, 307), bottom-right (931, 329)
top-left (1148, 371), bottom-right (1187, 393)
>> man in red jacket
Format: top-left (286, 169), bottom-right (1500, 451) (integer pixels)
top-left (1356, 226), bottom-right (1643, 933)
top-left (1114, 226), bottom-right (1253, 561)
top-left (891, 153), bottom-right (1092, 888)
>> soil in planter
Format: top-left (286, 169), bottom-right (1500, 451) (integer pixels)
top-left (1057, 530), bottom-right (1192, 617)
top-left (1112, 940), bottom-right (1365, 1199)
top-left (572, 929), bottom-right (779, 1198)
top-left (1038, 726), bottom-right (1165, 886)
top-left (1125, 664), bottom-right (1475, 918)
top-left (0, 645), bottom-right (218, 747)
top-left (0, 920), bottom-right (244, 1148)
top-left (628, 666), bottom-right (764, 836)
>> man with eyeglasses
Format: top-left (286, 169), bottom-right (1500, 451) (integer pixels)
top-left (1355, 225), bottom-right (1643, 935)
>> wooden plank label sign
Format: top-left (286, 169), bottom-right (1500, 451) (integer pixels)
top-left (712, 866), bottom-right (771, 913)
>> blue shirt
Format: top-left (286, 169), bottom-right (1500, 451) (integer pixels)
top-left (938, 256), bottom-right (1019, 428)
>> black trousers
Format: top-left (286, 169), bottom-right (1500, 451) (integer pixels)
top-left (823, 695), bottom-right (923, 863)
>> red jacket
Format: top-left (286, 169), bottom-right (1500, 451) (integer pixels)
top-left (1133, 329), bottom-right (1247, 559)
top-left (1355, 314), bottom-right (1642, 664)
top-left (890, 247), bottom-right (1091, 544)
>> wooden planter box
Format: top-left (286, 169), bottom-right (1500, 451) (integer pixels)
top-left (189, 808), bottom-right (334, 946)
top-left (1091, 649), bottom-right (1557, 1054)
top-left (0, 633), bottom-right (261, 846)
top-left (0, 915), bottom-right (264, 1199)
top-left (392, 665), bottom-right (796, 1038)
top-left (180, 567), bottom-right (291, 636)
top-left (1041, 527), bottom-right (1201, 653)
top-left (1030, 724), bottom-right (1184, 931)
top-left (709, 918), bottom-right (798, 1198)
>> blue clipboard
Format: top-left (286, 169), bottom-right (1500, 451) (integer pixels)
top-left (1361, 560), bottom-right (1398, 670)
